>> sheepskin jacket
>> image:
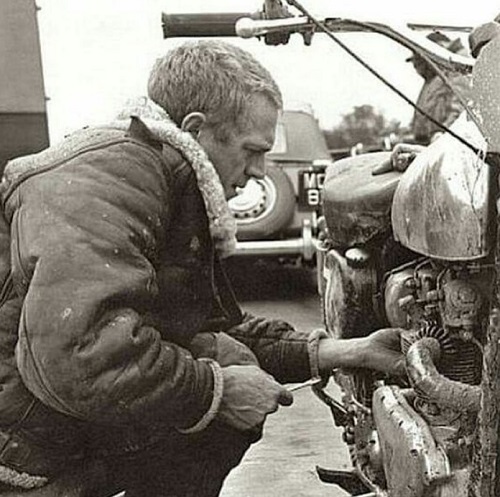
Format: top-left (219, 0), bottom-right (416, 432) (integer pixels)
top-left (0, 117), bottom-right (313, 439)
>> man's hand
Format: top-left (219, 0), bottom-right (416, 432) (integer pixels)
top-left (217, 365), bottom-right (293, 432)
top-left (372, 143), bottom-right (425, 176)
top-left (359, 328), bottom-right (406, 377)
top-left (318, 328), bottom-right (406, 377)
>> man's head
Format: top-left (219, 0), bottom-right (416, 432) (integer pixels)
top-left (148, 40), bottom-right (283, 198)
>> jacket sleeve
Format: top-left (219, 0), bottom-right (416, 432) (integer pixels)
top-left (9, 139), bottom-right (215, 429)
top-left (224, 312), bottom-right (318, 383)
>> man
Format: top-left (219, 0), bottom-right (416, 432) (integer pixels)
top-left (408, 32), bottom-right (471, 145)
top-left (0, 40), bottom-right (403, 496)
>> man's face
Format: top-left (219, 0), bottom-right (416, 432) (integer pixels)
top-left (198, 94), bottom-right (278, 199)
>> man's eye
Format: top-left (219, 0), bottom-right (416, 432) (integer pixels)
top-left (247, 149), bottom-right (264, 156)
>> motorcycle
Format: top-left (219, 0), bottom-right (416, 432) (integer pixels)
top-left (316, 118), bottom-right (499, 497)
top-left (314, 16), bottom-right (500, 497)
top-left (163, 3), bottom-right (500, 496)
top-left (315, 18), bottom-right (500, 497)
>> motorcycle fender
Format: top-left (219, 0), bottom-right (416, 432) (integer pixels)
top-left (372, 386), bottom-right (452, 497)
top-left (392, 115), bottom-right (491, 261)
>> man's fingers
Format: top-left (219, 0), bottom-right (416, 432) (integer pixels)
top-left (394, 143), bottom-right (425, 154)
top-left (372, 159), bottom-right (392, 176)
top-left (277, 388), bottom-right (294, 406)
top-left (218, 366), bottom-right (295, 431)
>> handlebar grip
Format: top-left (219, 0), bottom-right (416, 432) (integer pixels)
top-left (162, 12), bottom-right (262, 38)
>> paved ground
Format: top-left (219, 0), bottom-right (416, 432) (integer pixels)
top-left (220, 260), bottom-right (352, 497)
top-left (220, 384), bottom-right (351, 497)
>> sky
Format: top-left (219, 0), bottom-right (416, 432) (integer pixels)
top-left (36, 0), bottom-right (500, 142)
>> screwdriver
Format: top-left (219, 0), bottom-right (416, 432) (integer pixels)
top-left (287, 378), bottom-right (322, 392)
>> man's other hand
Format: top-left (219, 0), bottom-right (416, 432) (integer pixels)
top-left (217, 365), bottom-right (293, 432)
top-left (190, 332), bottom-right (259, 367)
top-left (215, 333), bottom-right (259, 367)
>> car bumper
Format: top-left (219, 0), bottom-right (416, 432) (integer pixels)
top-left (234, 220), bottom-right (317, 261)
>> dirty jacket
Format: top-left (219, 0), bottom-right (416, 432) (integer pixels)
top-left (0, 120), bottom-right (314, 444)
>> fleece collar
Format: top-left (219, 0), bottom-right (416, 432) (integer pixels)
top-left (111, 97), bottom-right (237, 258)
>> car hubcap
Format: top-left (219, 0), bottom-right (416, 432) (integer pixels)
top-left (229, 177), bottom-right (277, 223)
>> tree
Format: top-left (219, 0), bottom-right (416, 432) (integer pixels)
top-left (323, 105), bottom-right (404, 150)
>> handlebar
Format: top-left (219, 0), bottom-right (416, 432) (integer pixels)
top-left (162, 12), bottom-right (262, 38)
top-left (162, 11), bottom-right (473, 72)
top-left (161, 5), bottom-right (483, 148)
top-left (235, 16), bottom-right (473, 71)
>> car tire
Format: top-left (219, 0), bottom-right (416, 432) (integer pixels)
top-left (229, 167), bottom-right (295, 240)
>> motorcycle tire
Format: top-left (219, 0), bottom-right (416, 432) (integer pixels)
top-left (229, 166), bottom-right (295, 240)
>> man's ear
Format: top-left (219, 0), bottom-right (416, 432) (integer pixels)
top-left (181, 112), bottom-right (207, 135)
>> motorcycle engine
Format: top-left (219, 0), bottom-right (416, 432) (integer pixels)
top-left (323, 250), bottom-right (493, 496)
top-left (374, 261), bottom-right (493, 496)
top-left (384, 263), bottom-right (487, 387)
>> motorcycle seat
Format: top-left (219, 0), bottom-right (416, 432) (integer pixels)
top-left (322, 151), bottom-right (402, 247)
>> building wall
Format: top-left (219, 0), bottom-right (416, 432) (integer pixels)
top-left (0, 0), bottom-right (49, 171)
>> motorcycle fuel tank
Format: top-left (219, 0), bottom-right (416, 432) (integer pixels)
top-left (322, 152), bottom-right (402, 248)
top-left (392, 115), bottom-right (491, 260)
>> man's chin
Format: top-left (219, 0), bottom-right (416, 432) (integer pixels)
top-left (226, 187), bottom-right (237, 200)
top-left (226, 182), bottom-right (249, 200)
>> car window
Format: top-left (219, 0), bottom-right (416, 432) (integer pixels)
top-left (269, 119), bottom-right (287, 155)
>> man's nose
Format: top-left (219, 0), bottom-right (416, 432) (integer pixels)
top-left (246, 158), bottom-right (266, 180)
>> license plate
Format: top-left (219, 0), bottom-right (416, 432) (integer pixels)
top-left (298, 169), bottom-right (326, 208)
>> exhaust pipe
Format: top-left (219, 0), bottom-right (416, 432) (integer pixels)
top-left (406, 337), bottom-right (481, 413)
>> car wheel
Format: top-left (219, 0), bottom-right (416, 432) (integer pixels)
top-left (229, 167), bottom-right (295, 240)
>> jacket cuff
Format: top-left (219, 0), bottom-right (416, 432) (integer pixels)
top-left (177, 359), bottom-right (224, 434)
top-left (307, 329), bottom-right (329, 380)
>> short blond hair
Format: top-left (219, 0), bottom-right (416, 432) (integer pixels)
top-left (147, 40), bottom-right (282, 140)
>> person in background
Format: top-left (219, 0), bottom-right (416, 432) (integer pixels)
top-left (374, 19), bottom-right (499, 175)
top-left (408, 31), bottom-right (472, 145)
top-left (0, 40), bottom-right (404, 496)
